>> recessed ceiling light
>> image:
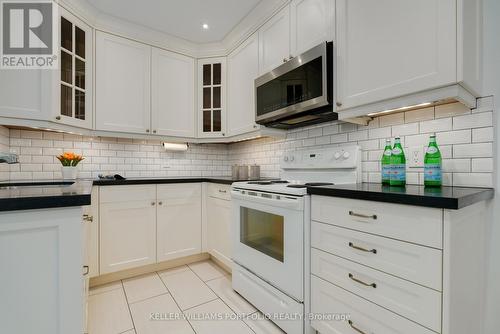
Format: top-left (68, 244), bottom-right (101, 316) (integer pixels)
top-left (202, 23), bottom-right (209, 30)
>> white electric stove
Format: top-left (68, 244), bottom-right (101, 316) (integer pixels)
top-left (231, 145), bottom-right (361, 334)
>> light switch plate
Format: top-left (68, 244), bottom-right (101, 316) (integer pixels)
top-left (408, 146), bottom-right (424, 168)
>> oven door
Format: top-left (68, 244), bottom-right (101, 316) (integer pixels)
top-left (231, 188), bottom-right (304, 301)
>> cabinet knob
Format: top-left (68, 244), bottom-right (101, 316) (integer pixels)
top-left (153, 130), bottom-right (157, 134)
top-left (336, 102), bottom-right (343, 107)
top-left (146, 129), bottom-right (150, 133)
top-left (253, 125), bottom-right (258, 129)
top-left (151, 202), bottom-right (156, 206)
top-left (55, 116), bottom-right (61, 120)
top-left (222, 133), bottom-right (225, 136)
top-left (158, 201), bottom-right (163, 205)
top-left (283, 58), bottom-right (287, 63)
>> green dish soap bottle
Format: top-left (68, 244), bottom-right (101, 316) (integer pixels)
top-left (381, 139), bottom-right (392, 185)
top-left (390, 137), bottom-right (406, 186)
top-left (424, 135), bottom-right (442, 187)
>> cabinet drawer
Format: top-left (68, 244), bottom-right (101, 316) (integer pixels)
top-left (100, 185), bottom-right (156, 203)
top-left (312, 248), bottom-right (441, 332)
top-left (207, 183), bottom-right (231, 200)
top-left (311, 222), bottom-right (442, 290)
top-left (311, 275), bottom-right (436, 334)
top-left (312, 196), bottom-right (443, 248)
top-left (157, 183), bottom-right (201, 200)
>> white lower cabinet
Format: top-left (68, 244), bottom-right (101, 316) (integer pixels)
top-left (206, 183), bottom-right (232, 268)
top-left (99, 185), bottom-right (157, 274)
top-left (157, 184), bottom-right (202, 261)
top-left (311, 248), bottom-right (442, 332)
top-left (0, 207), bottom-right (83, 334)
top-left (311, 275), bottom-right (435, 334)
top-left (310, 195), bottom-right (488, 334)
top-left (83, 187), bottom-right (99, 278)
top-left (98, 183), bottom-right (206, 275)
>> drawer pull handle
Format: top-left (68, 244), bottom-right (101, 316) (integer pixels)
top-left (348, 320), bottom-right (367, 334)
top-left (218, 189), bottom-right (227, 193)
top-left (348, 273), bottom-right (377, 288)
top-left (349, 211), bottom-right (377, 220)
top-left (349, 242), bottom-right (377, 254)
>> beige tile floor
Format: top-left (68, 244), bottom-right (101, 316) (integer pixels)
top-left (88, 260), bottom-right (285, 334)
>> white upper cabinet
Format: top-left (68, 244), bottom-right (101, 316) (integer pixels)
top-left (290, 0), bottom-right (334, 56)
top-left (0, 67), bottom-right (52, 121)
top-left (227, 33), bottom-right (260, 136)
top-left (95, 31), bottom-right (151, 134)
top-left (197, 57), bottom-right (227, 138)
top-left (55, 7), bottom-right (93, 129)
top-left (258, 5), bottom-right (291, 75)
top-left (335, 0), bottom-right (459, 111)
top-left (151, 48), bottom-right (195, 137)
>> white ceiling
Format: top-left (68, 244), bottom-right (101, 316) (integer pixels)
top-left (85, 0), bottom-right (262, 43)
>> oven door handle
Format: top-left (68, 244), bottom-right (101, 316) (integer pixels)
top-left (231, 189), bottom-right (303, 210)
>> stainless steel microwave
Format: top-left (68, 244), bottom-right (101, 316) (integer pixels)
top-left (255, 42), bottom-right (335, 129)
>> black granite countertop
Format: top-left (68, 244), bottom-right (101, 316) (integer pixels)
top-left (0, 177), bottom-right (270, 211)
top-left (92, 176), bottom-right (275, 186)
top-left (307, 183), bottom-right (494, 209)
top-left (0, 180), bottom-right (93, 212)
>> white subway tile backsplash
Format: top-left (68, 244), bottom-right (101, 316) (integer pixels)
top-left (404, 107), bottom-right (434, 122)
top-left (419, 118), bottom-right (452, 133)
top-left (348, 130), bottom-right (368, 141)
top-left (331, 133), bottom-right (348, 143)
top-left (453, 143), bottom-right (493, 158)
top-left (392, 123), bottom-right (419, 137)
top-left (435, 102), bottom-right (470, 118)
top-left (442, 159), bottom-right (470, 172)
top-left (474, 96), bottom-right (494, 113)
top-left (453, 112), bottom-right (492, 130)
top-left (436, 130), bottom-right (471, 145)
top-left (379, 113), bottom-right (404, 127)
top-left (471, 158), bottom-right (494, 172)
top-left (453, 173), bottom-right (493, 187)
top-left (472, 127), bottom-right (493, 143)
top-left (1, 97), bottom-right (493, 188)
top-left (368, 127), bottom-right (391, 139)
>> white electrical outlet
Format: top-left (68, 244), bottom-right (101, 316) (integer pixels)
top-left (408, 146), bottom-right (425, 168)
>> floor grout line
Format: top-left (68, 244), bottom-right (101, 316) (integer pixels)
top-left (188, 261), bottom-right (259, 334)
top-left (121, 279), bottom-right (137, 334)
top-left (156, 269), bottom-right (198, 334)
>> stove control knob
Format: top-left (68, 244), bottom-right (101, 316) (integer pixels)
top-left (334, 152), bottom-right (341, 160)
top-left (343, 151), bottom-right (350, 159)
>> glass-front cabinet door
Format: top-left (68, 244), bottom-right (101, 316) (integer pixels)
top-left (55, 7), bottom-right (93, 129)
top-left (197, 57), bottom-right (226, 137)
